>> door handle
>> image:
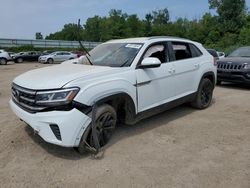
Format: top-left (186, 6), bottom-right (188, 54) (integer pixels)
top-left (194, 63), bottom-right (200, 68)
top-left (168, 68), bottom-right (175, 74)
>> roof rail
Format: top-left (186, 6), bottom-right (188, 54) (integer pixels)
top-left (148, 36), bottom-right (190, 41)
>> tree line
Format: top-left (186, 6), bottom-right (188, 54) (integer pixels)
top-left (45, 0), bottom-right (250, 53)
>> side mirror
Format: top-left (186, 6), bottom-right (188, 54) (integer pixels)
top-left (139, 57), bottom-right (161, 69)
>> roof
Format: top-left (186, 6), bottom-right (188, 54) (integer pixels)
top-left (106, 36), bottom-right (195, 44)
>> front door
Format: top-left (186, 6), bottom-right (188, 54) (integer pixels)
top-left (136, 43), bottom-right (176, 113)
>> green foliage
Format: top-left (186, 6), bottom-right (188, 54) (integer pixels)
top-left (45, 2), bottom-right (250, 53)
top-left (46, 23), bottom-right (81, 41)
top-left (35, 32), bottom-right (43, 39)
top-left (209, 0), bottom-right (246, 33)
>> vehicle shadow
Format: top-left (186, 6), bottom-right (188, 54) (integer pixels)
top-left (217, 82), bottom-right (250, 90)
top-left (24, 104), bottom-right (197, 160)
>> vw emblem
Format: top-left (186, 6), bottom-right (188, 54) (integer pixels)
top-left (14, 89), bottom-right (20, 101)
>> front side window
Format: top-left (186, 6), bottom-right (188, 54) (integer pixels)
top-left (143, 44), bottom-right (166, 63)
top-left (80, 43), bottom-right (142, 67)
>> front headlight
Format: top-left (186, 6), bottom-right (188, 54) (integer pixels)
top-left (36, 88), bottom-right (79, 106)
top-left (244, 63), bottom-right (250, 69)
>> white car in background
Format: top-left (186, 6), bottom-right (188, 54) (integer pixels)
top-left (39, 51), bottom-right (77, 64)
top-left (0, 49), bottom-right (12, 65)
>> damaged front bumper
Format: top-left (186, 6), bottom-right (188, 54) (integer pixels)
top-left (9, 99), bottom-right (91, 147)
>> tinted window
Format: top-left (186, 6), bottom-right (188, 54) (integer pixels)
top-left (228, 47), bottom-right (250, 57)
top-left (143, 44), bottom-right (167, 63)
top-left (190, 44), bottom-right (203, 57)
top-left (171, 42), bottom-right (192, 61)
top-left (63, 52), bottom-right (70, 55)
top-left (207, 49), bottom-right (219, 58)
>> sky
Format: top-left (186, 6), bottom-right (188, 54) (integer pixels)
top-left (1, 0), bottom-right (250, 39)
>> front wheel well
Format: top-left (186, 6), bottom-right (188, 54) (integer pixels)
top-left (95, 93), bottom-right (136, 125)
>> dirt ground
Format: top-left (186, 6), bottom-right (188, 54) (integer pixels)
top-left (0, 62), bottom-right (249, 188)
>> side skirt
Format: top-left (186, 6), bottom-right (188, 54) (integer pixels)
top-left (128, 92), bottom-right (196, 124)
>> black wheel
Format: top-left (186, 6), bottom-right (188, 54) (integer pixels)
top-left (77, 104), bottom-right (117, 154)
top-left (47, 58), bottom-right (54, 64)
top-left (16, 57), bottom-right (23, 63)
top-left (0, 58), bottom-right (7, 65)
top-left (191, 78), bottom-right (214, 109)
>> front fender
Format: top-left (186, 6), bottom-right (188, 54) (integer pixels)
top-left (71, 78), bottom-right (138, 113)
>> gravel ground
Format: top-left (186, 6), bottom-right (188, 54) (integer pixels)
top-left (0, 62), bottom-right (250, 188)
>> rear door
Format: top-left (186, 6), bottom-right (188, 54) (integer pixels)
top-left (62, 52), bottom-right (71, 61)
top-left (54, 52), bottom-right (63, 62)
top-left (135, 42), bottom-right (176, 112)
top-left (168, 41), bottom-right (202, 97)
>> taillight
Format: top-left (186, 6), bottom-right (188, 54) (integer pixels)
top-left (213, 57), bottom-right (218, 66)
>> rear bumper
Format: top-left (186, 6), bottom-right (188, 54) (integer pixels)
top-left (217, 70), bottom-right (250, 84)
top-left (9, 99), bottom-right (91, 147)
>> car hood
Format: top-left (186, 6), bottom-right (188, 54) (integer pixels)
top-left (13, 64), bottom-right (124, 90)
top-left (218, 57), bottom-right (250, 64)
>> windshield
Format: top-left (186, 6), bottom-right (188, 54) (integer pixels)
top-left (50, 52), bottom-right (57, 55)
top-left (228, 47), bottom-right (250, 57)
top-left (81, 43), bottom-right (143, 67)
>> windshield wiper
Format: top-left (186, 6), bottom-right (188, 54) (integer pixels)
top-left (119, 58), bottom-right (130, 67)
top-left (77, 19), bottom-right (93, 65)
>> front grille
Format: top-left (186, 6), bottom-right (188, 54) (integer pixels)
top-left (12, 83), bottom-right (46, 113)
top-left (217, 62), bottom-right (246, 70)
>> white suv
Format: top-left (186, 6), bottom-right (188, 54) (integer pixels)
top-left (0, 49), bottom-right (12, 65)
top-left (10, 37), bottom-right (216, 153)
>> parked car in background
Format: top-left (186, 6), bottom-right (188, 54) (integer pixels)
top-left (12, 51), bottom-right (42, 63)
top-left (0, 49), bottom-right (12, 65)
top-left (217, 51), bottom-right (225, 59)
top-left (71, 51), bottom-right (85, 58)
top-left (10, 37), bottom-right (216, 153)
top-left (38, 51), bottom-right (77, 64)
top-left (207, 49), bottom-right (219, 61)
top-left (42, 50), bottom-right (55, 55)
top-left (7, 52), bottom-right (15, 58)
top-left (217, 46), bottom-right (250, 85)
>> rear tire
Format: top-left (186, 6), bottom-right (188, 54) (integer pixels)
top-left (77, 104), bottom-right (117, 154)
top-left (191, 78), bottom-right (214, 109)
top-left (0, 58), bottom-right (7, 65)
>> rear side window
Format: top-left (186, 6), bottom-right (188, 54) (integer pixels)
top-left (171, 42), bottom-right (192, 61)
top-left (170, 42), bottom-right (202, 61)
top-left (189, 44), bottom-right (203, 57)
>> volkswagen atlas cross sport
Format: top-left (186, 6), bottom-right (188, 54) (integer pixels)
top-left (10, 37), bottom-right (217, 153)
